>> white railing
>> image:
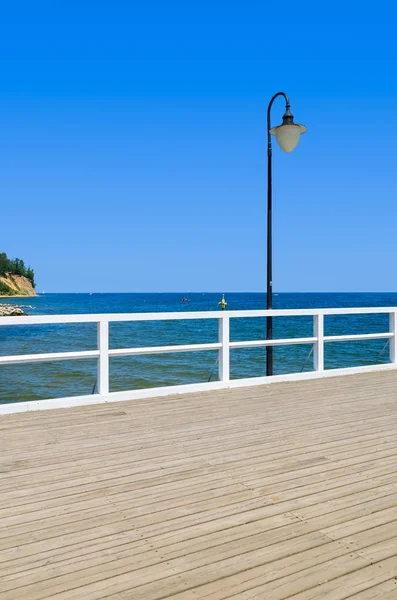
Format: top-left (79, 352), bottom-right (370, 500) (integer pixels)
top-left (0, 307), bottom-right (396, 413)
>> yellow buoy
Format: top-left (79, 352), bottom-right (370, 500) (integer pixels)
top-left (219, 294), bottom-right (227, 310)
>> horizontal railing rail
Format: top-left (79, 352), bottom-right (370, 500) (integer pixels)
top-left (1, 306), bottom-right (397, 326)
top-left (1, 307), bottom-right (396, 412)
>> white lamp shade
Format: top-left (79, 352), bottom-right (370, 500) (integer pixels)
top-left (270, 123), bottom-right (307, 153)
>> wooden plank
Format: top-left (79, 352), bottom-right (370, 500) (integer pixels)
top-left (278, 556), bottom-right (397, 599)
top-left (160, 523), bottom-right (397, 600)
top-left (1, 370), bottom-right (397, 599)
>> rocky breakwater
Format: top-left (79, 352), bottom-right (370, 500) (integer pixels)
top-left (0, 304), bottom-right (27, 316)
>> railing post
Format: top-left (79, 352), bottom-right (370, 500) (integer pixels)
top-left (390, 312), bottom-right (397, 364)
top-left (218, 316), bottom-right (230, 382)
top-left (313, 314), bottom-right (324, 372)
top-left (97, 320), bottom-right (109, 395)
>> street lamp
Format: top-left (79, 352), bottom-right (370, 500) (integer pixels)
top-left (266, 92), bottom-right (306, 376)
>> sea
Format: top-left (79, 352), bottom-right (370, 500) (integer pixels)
top-left (1, 292), bottom-right (396, 404)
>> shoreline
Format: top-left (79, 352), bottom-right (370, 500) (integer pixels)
top-left (0, 295), bottom-right (37, 298)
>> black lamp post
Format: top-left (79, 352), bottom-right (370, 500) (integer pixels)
top-left (266, 92), bottom-right (306, 376)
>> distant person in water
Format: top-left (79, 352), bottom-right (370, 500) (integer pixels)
top-left (218, 294), bottom-right (227, 310)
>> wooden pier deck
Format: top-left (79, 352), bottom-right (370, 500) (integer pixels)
top-left (2, 371), bottom-right (397, 599)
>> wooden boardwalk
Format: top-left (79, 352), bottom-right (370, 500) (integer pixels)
top-left (1, 372), bottom-right (397, 599)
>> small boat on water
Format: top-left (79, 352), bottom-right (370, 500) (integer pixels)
top-left (181, 297), bottom-right (190, 303)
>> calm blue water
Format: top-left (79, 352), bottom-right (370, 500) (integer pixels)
top-left (1, 292), bottom-right (396, 403)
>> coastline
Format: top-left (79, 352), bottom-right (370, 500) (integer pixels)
top-left (0, 295), bottom-right (37, 298)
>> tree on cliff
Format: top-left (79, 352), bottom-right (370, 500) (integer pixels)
top-left (0, 252), bottom-right (35, 287)
top-left (0, 253), bottom-right (11, 276)
top-left (26, 267), bottom-right (35, 287)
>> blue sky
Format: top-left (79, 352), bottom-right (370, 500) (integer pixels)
top-left (1, 0), bottom-right (397, 292)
